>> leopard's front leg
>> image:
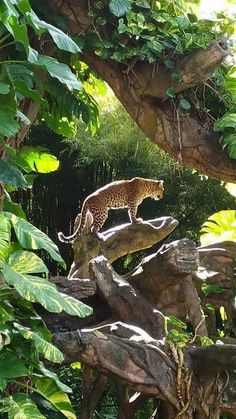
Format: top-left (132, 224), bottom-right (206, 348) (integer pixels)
top-left (128, 202), bottom-right (143, 224)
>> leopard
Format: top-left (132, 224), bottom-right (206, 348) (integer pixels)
top-left (58, 177), bottom-right (164, 242)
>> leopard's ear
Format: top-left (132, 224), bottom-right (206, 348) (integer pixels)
top-left (156, 179), bottom-right (164, 186)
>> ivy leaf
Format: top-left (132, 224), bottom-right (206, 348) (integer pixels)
top-left (109, 0), bottom-right (130, 17)
top-left (0, 160), bottom-right (27, 188)
top-left (179, 99), bottom-right (191, 110)
top-left (164, 60), bottom-right (174, 69)
top-left (166, 87), bottom-right (176, 98)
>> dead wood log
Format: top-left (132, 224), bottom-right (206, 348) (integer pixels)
top-left (69, 215), bottom-right (178, 278)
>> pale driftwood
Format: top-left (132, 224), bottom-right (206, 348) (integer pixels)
top-left (46, 217), bottom-right (236, 417)
top-left (69, 216), bottom-right (178, 278)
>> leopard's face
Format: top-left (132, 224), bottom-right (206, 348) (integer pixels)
top-left (148, 180), bottom-right (164, 201)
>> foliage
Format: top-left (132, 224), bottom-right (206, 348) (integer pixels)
top-left (200, 210), bottom-right (236, 245)
top-left (0, 1), bottom-right (96, 417)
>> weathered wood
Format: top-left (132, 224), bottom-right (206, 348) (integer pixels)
top-left (69, 216), bottom-right (178, 278)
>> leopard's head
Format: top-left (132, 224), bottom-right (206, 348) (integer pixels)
top-left (150, 179), bottom-right (164, 200)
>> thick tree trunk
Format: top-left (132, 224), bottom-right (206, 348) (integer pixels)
top-left (48, 0), bottom-right (236, 182)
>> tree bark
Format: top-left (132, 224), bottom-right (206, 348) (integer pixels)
top-left (43, 217), bottom-right (236, 416)
top-left (47, 0), bottom-right (236, 182)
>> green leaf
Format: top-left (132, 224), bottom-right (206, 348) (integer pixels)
top-left (14, 80), bottom-right (47, 106)
top-left (25, 9), bottom-right (81, 53)
top-left (3, 199), bottom-right (26, 219)
top-left (1, 262), bottom-right (65, 312)
top-left (0, 160), bottom-right (27, 188)
top-left (16, 146), bottom-right (60, 173)
top-left (1, 262), bottom-right (91, 316)
top-left (0, 82), bottom-right (10, 94)
top-left (34, 378), bottom-right (76, 419)
top-left (164, 60), bottom-right (174, 69)
top-left (61, 294), bottom-right (93, 317)
top-left (214, 113), bottom-right (236, 131)
top-left (200, 210), bottom-right (236, 245)
top-left (0, 350), bottom-right (28, 379)
top-left (38, 363), bottom-right (72, 393)
top-left (109, 0), bottom-right (130, 17)
top-left (0, 109), bottom-right (19, 137)
top-left (7, 394), bottom-right (46, 419)
top-left (220, 133), bottom-right (236, 159)
top-left (225, 66), bottom-right (236, 102)
top-left (8, 250), bottom-right (48, 274)
top-left (179, 98), bottom-right (191, 110)
top-left (3, 212), bottom-right (64, 264)
top-left (166, 87), bottom-right (176, 98)
top-left (0, 213), bottom-right (11, 261)
top-left (16, 325), bottom-right (64, 363)
top-left (201, 283), bottom-right (225, 297)
top-left (31, 53), bottom-right (82, 91)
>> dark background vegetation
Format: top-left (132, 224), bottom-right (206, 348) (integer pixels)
top-left (16, 96), bottom-right (235, 276)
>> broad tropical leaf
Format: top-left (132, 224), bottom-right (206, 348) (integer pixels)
top-left (16, 325), bottom-right (64, 363)
top-left (0, 214), bottom-right (11, 261)
top-left (0, 109), bottom-right (19, 137)
top-left (34, 378), bottom-right (76, 419)
top-left (220, 133), bottom-right (236, 159)
top-left (225, 66), bottom-right (236, 102)
top-left (0, 160), bottom-right (27, 188)
top-left (31, 53), bottom-right (82, 91)
top-left (214, 113), bottom-right (236, 130)
top-left (200, 210), bottom-right (236, 245)
top-left (16, 146), bottom-right (60, 173)
top-left (38, 363), bottom-right (72, 393)
top-left (3, 212), bottom-right (64, 264)
top-left (0, 350), bottom-right (28, 379)
top-left (7, 394), bottom-right (45, 419)
top-left (61, 294), bottom-right (93, 317)
top-left (8, 250), bottom-right (48, 274)
top-left (1, 262), bottom-right (92, 316)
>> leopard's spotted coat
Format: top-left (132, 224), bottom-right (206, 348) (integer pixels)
top-left (58, 177), bottom-right (164, 242)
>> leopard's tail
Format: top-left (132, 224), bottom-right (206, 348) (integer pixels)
top-left (58, 202), bottom-right (88, 243)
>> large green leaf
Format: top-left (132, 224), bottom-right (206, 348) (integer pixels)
top-left (30, 52), bottom-right (82, 91)
top-left (0, 350), bottom-right (28, 379)
top-left (38, 363), bottom-right (72, 393)
top-left (1, 262), bottom-right (92, 316)
top-left (34, 378), bottom-right (76, 419)
top-left (109, 0), bottom-right (130, 17)
top-left (214, 113), bottom-right (236, 131)
top-left (7, 394), bottom-right (45, 419)
top-left (8, 250), bottom-right (48, 274)
top-left (3, 212), bottom-right (64, 264)
top-left (16, 325), bottom-right (64, 363)
top-left (0, 109), bottom-right (19, 137)
top-left (0, 160), bottom-right (27, 187)
top-left (27, 12), bottom-right (81, 54)
top-left (200, 210), bottom-right (236, 245)
top-left (0, 214), bottom-right (11, 261)
top-left (61, 294), bottom-right (93, 317)
top-left (16, 146), bottom-right (60, 173)
top-left (1, 263), bottom-right (65, 312)
top-left (225, 66), bottom-right (236, 102)
top-left (220, 132), bottom-right (236, 159)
